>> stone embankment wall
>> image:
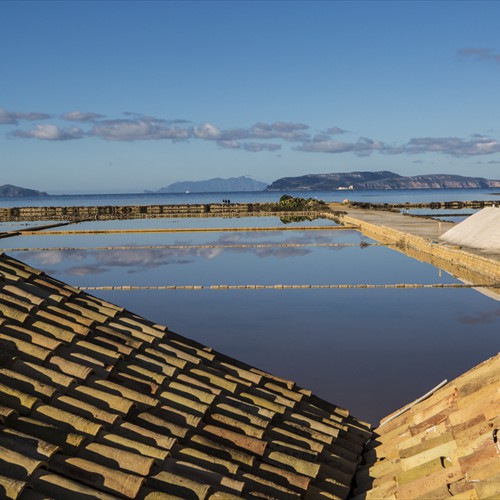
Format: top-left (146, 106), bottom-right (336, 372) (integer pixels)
top-left (327, 212), bottom-right (500, 282)
top-left (0, 203), bottom-right (320, 222)
top-left (349, 200), bottom-right (498, 210)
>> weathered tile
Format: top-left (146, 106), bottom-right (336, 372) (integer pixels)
top-left (0, 474), bottom-right (26, 499)
top-left (135, 410), bottom-right (189, 439)
top-left (29, 470), bottom-right (119, 500)
top-left (0, 445), bottom-right (43, 481)
top-left (118, 421), bottom-right (177, 451)
top-left (53, 395), bottom-right (120, 426)
top-left (176, 446), bottom-right (240, 476)
top-left (70, 385), bottom-right (135, 415)
top-left (35, 310), bottom-right (89, 336)
top-left (32, 405), bottom-right (102, 437)
top-left (78, 441), bottom-right (155, 476)
top-left (0, 368), bottom-right (57, 401)
top-left (190, 434), bottom-right (255, 467)
top-left (3, 324), bottom-right (62, 351)
top-left (47, 355), bottom-right (94, 381)
top-left (0, 383), bottom-right (39, 414)
top-left (147, 469), bottom-right (212, 499)
top-left (99, 432), bottom-right (169, 461)
top-left (93, 379), bottom-right (158, 407)
top-left (10, 416), bottom-right (86, 452)
top-left (202, 424), bottom-right (267, 456)
top-left (49, 455), bottom-right (145, 498)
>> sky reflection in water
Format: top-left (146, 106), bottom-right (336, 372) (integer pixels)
top-left (14, 229), bottom-right (454, 288)
top-left (5, 216), bottom-right (500, 424)
top-left (94, 287), bottom-right (500, 424)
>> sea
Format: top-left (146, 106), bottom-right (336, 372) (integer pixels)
top-left (1, 188), bottom-right (499, 424)
top-left (0, 187), bottom-right (498, 208)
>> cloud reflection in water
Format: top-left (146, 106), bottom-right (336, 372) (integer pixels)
top-left (21, 230), bottom-right (354, 277)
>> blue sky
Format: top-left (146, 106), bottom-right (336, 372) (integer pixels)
top-left (1, 0), bottom-right (500, 193)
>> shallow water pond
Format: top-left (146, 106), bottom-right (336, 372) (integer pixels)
top-left (13, 233), bottom-right (456, 288)
top-left (93, 287), bottom-right (500, 424)
top-left (4, 216), bottom-right (500, 424)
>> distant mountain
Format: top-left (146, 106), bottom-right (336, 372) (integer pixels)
top-left (265, 171), bottom-right (500, 191)
top-left (157, 176), bottom-right (268, 193)
top-left (0, 184), bottom-right (49, 197)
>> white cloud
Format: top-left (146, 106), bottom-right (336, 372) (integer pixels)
top-left (192, 122), bottom-right (222, 140)
top-left (401, 136), bottom-right (500, 156)
top-left (297, 134), bottom-right (500, 158)
top-left (326, 126), bottom-right (347, 135)
top-left (11, 124), bottom-right (84, 141)
top-left (0, 108), bottom-right (51, 125)
top-left (61, 111), bottom-right (105, 122)
top-left (243, 142), bottom-right (281, 152)
top-left (248, 122), bottom-right (309, 141)
top-left (89, 118), bottom-right (191, 141)
top-left (218, 139), bottom-right (241, 149)
top-left (458, 47), bottom-right (500, 64)
top-left (195, 121), bottom-right (308, 143)
top-left (217, 140), bottom-right (281, 152)
top-left (6, 106), bottom-right (499, 161)
top-left (297, 136), bottom-right (385, 156)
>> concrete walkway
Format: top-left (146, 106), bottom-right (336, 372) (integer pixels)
top-left (327, 202), bottom-right (455, 241)
top-left (326, 203), bottom-right (500, 284)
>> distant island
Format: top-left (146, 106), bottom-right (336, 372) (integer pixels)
top-left (155, 176), bottom-right (268, 193)
top-left (265, 171), bottom-right (500, 191)
top-left (0, 184), bottom-right (48, 197)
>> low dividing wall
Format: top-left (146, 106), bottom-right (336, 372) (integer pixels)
top-left (0, 203), bottom-right (251, 221)
top-left (349, 199), bottom-right (499, 210)
top-left (0, 203), bottom-right (323, 222)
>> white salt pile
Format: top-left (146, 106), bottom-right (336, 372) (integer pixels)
top-left (440, 207), bottom-right (500, 251)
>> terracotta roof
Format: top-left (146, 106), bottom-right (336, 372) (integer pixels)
top-left (0, 252), bottom-right (372, 499)
top-left (352, 353), bottom-right (500, 500)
